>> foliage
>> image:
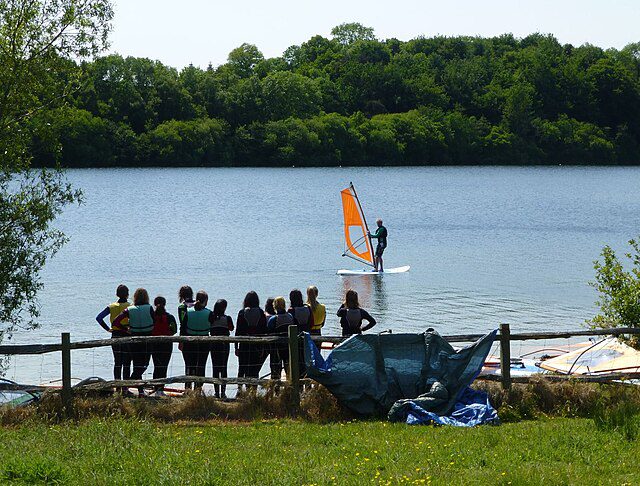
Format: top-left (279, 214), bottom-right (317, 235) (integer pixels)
top-left (0, 0), bottom-right (113, 347)
top-left (589, 238), bottom-right (640, 330)
top-left (26, 24), bottom-right (640, 167)
top-left (331, 22), bottom-right (376, 45)
top-left (139, 117), bottom-right (229, 166)
top-left (0, 170), bottom-right (81, 342)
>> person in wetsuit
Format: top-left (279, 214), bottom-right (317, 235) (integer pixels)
top-left (210, 299), bottom-right (234, 399)
top-left (235, 291), bottom-right (267, 388)
top-left (95, 284), bottom-right (132, 385)
top-left (150, 295), bottom-right (177, 396)
top-left (336, 289), bottom-right (377, 337)
top-left (288, 289), bottom-right (314, 377)
top-left (177, 285), bottom-right (196, 389)
top-left (306, 285), bottom-right (326, 336)
top-left (368, 218), bottom-right (388, 272)
top-left (112, 287), bottom-right (155, 396)
top-left (266, 296), bottom-right (298, 379)
top-left (264, 298), bottom-right (281, 380)
top-left (183, 290), bottom-right (216, 392)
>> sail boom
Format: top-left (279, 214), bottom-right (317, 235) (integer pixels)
top-left (343, 252), bottom-right (375, 268)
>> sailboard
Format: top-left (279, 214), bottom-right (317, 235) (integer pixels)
top-left (538, 337), bottom-right (640, 375)
top-left (337, 182), bottom-right (410, 275)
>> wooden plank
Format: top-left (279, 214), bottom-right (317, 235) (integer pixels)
top-left (0, 343), bottom-right (61, 355)
top-left (478, 372), bottom-right (640, 384)
top-left (69, 335), bottom-right (289, 351)
top-left (507, 327), bottom-right (640, 341)
top-left (2, 327), bottom-right (640, 357)
top-left (75, 375), bottom-right (283, 390)
top-left (0, 383), bottom-right (50, 392)
top-left (499, 323), bottom-right (511, 390)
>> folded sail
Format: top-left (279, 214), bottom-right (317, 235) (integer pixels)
top-left (340, 184), bottom-right (374, 266)
top-left (538, 337), bottom-right (640, 375)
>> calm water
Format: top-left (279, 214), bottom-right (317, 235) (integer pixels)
top-left (5, 166), bottom-right (640, 384)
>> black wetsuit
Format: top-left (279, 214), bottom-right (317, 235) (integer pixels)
top-left (236, 307), bottom-right (267, 379)
top-left (370, 225), bottom-right (388, 257)
top-left (288, 306), bottom-right (313, 376)
top-left (267, 311), bottom-right (298, 377)
top-left (337, 305), bottom-right (377, 336)
top-left (210, 315), bottom-right (233, 378)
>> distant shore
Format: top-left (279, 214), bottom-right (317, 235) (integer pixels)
top-left (29, 31), bottom-right (640, 169)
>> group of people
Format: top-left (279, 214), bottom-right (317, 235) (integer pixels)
top-left (95, 284), bottom-right (377, 397)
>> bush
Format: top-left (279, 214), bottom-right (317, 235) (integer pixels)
top-left (589, 238), bottom-right (640, 332)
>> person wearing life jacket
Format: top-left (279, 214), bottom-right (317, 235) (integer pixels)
top-left (288, 289), bottom-right (314, 333)
top-left (112, 288), bottom-right (155, 396)
top-left (95, 284), bottom-right (132, 384)
top-left (368, 218), bottom-right (388, 272)
top-left (336, 289), bottom-right (377, 337)
top-left (264, 298), bottom-right (281, 380)
top-left (183, 290), bottom-right (216, 392)
top-left (266, 296), bottom-right (298, 379)
top-left (288, 289), bottom-right (314, 377)
top-left (210, 299), bottom-right (234, 399)
top-left (235, 291), bottom-right (267, 387)
top-left (150, 295), bottom-right (177, 396)
top-left (177, 285), bottom-right (196, 389)
top-left (306, 285), bottom-right (326, 336)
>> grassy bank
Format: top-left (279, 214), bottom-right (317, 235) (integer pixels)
top-left (1, 417), bottom-right (639, 484)
top-left (4, 378), bottom-right (640, 425)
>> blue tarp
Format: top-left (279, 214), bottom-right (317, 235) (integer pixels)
top-left (304, 329), bottom-right (497, 425)
top-left (389, 386), bottom-right (499, 426)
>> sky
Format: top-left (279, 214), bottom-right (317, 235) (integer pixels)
top-left (108, 0), bottom-right (640, 69)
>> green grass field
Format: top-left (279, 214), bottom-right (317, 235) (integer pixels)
top-left (1, 417), bottom-right (639, 485)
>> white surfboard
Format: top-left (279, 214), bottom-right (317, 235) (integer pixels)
top-left (337, 265), bottom-right (410, 276)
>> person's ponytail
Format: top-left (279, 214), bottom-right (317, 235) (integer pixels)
top-left (194, 290), bottom-right (208, 311)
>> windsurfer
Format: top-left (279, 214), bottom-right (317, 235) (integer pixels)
top-left (368, 219), bottom-right (387, 272)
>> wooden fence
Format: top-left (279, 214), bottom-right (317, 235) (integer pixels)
top-left (2, 324), bottom-right (640, 415)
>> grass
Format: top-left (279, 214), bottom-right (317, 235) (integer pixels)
top-left (1, 417), bottom-right (640, 485)
top-left (3, 380), bottom-right (640, 484)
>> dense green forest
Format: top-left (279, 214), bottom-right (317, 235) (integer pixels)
top-left (31, 23), bottom-right (640, 166)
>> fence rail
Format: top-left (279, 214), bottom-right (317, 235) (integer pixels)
top-left (3, 325), bottom-right (640, 415)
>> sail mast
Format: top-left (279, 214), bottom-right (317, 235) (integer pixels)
top-left (349, 182), bottom-right (375, 264)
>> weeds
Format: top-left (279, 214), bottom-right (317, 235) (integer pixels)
top-left (474, 377), bottom-right (640, 422)
top-left (0, 383), bottom-right (352, 426)
top-left (3, 379), bottom-right (640, 427)
top-left (1, 459), bottom-right (67, 484)
top-left (593, 400), bottom-right (640, 441)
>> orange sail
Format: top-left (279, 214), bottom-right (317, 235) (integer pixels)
top-left (340, 183), bottom-right (374, 266)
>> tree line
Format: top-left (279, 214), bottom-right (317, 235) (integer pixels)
top-left (30, 23), bottom-right (640, 167)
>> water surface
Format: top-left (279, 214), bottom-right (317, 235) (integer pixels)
top-left (6, 166), bottom-right (640, 384)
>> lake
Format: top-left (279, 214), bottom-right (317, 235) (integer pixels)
top-left (5, 166), bottom-right (640, 385)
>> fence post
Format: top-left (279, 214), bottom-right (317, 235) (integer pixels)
top-left (61, 332), bottom-right (73, 416)
top-left (499, 323), bottom-right (512, 390)
top-left (287, 325), bottom-right (300, 414)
